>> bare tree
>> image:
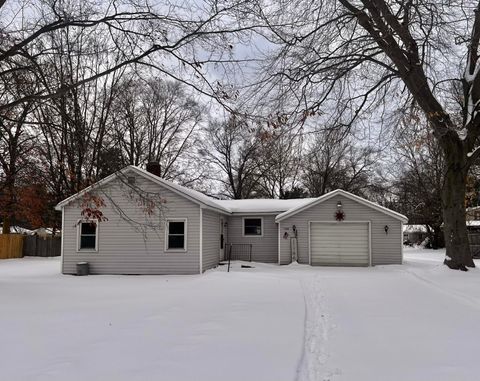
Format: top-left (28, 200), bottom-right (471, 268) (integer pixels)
top-left (0, 0), bottom-right (255, 111)
top-left (201, 114), bottom-right (262, 199)
top-left (255, 125), bottom-right (303, 198)
top-left (249, 0), bottom-right (480, 269)
top-left (302, 128), bottom-right (377, 197)
top-left (111, 76), bottom-right (202, 180)
top-left (393, 113), bottom-right (444, 248)
top-left (0, 47), bottom-right (37, 233)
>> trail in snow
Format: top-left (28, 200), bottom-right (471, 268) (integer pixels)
top-left (295, 273), bottom-right (339, 381)
top-left (401, 268), bottom-right (480, 311)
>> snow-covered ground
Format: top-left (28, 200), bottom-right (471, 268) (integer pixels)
top-left (1, 248), bottom-right (479, 381)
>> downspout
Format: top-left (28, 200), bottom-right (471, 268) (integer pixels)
top-left (60, 207), bottom-right (65, 274)
top-left (199, 207), bottom-right (203, 274)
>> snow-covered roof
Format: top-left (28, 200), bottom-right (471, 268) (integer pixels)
top-left (55, 166), bottom-right (232, 214)
top-left (55, 166), bottom-right (315, 215)
top-left (215, 198), bottom-right (316, 214)
top-left (33, 227), bottom-right (60, 236)
top-left (466, 206), bottom-right (480, 212)
top-left (55, 166), bottom-right (407, 222)
top-left (275, 189), bottom-right (408, 223)
top-left (130, 167), bottom-right (230, 213)
top-left (467, 220), bottom-right (480, 227)
top-left (403, 224), bottom-right (427, 233)
top-left (0, 226), bottom-right (34, 235)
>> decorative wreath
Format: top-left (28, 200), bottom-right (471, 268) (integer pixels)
top-left (335, 210), bottom-right (345, 221)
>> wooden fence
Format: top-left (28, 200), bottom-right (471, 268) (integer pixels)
top-left (23, 235), bottom-right (61, 257)
top-left (0, 234), bottom-right (24, 259)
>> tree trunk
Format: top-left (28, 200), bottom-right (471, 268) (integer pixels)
top-left (432, 226), bottom-right (445, 249)
top-left (442, 155), bottom-right (475, 270)
top-left (2, 177), bottom-right (14, 234)
top-left (2, 216), bottom-right (11, 234)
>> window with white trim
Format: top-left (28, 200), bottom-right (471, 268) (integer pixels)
top-left (78, 221), bottom-right (98, 251)
top-left (166, 220), bottom-right (186, 250)
top-left (243, 218), bottom-right (262, 236)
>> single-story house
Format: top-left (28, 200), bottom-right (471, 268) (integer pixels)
top-left (466, 206), bottom-right (480, 232)
top-left (55, 165), bottom-right (408, 275)
top-left (403, 224), bottom-right (428, 245)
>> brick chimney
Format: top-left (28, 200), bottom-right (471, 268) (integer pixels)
top-left (146, 162), bottom-right (161, 177)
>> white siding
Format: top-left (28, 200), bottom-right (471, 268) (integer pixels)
top-left (62, 173), bottom-right (201, 275)
top-left (202, 209), bottom-right (221, 272)
top-left (226, 215), bottom-right (278, 263)
top-left (310, 222), bottom-right (369, 266)
top-left (279, 194), bottom-right (402, 265)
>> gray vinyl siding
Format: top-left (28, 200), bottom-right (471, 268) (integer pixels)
top-left (226, 215), bottom-right (278, 263)
top-left (62, 173), bottom-right (201, 275)
top-left (202, 209), bottom-right (221, 272)
top-left (279, 194), bottom-right (402, 266)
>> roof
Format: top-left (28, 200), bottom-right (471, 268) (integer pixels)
top-left (55, 166), bottom-right (231, 214)
top-left (403, 224), bottom-right (428, 233)
top-left (215, 198), bottom-right (316, 214)
top-left (275, 189), bottom-right (408, 223)
top-left (0, 225), bottom-right (34, 235)
top-left (55, 167), bottom-right (407, 223)
top-left (55, 166), bottom-right (315, 215)
top-left (131, 167), bottom-right (230, 213)
top-left (467, 206), bottom-right (480, 212)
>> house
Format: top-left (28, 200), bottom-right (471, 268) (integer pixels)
top-left (55, 165), bottom-right (408, 275)
top-left (403, 224), bottom-right (428, 245)
top-left (466, 206), bottom-right (480, 231)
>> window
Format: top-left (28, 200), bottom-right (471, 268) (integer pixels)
top-left (78, 221), bottom-right (98, 251)
top-left (243, 218), bottom-right (262, 236)
top-left (166, 219), bottom-right (187, 250)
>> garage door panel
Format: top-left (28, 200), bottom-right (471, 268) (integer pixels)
top-left (310, 222), bottom-right (369, 266)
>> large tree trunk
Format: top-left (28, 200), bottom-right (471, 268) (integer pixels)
top-left (2, 216), bottom-right (11, 234)
top-left (442, 150), bottom-right (475, 270)
top-left (1, 177), bottom-right (14, 234)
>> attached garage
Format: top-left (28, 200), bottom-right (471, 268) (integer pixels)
top-left (310, 222), bottom-right (370, 266)
top-left (276, 190), bottom-right (408, 267)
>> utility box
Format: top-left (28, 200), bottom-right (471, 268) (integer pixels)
top-left (76, 262), bottom-right (89, 276)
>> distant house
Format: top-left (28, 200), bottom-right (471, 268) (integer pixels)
top-left (0, 225), bottom-right (34, 235)
top-left (55, 165), bottom-right (407, 275)
top-left (403, 225), bottom-right (428, 245)
top-left (466, 206), bottom-right (480, 231)
top-left (32, 227), bottom-right (61, 238)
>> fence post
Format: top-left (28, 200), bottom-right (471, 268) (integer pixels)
top-left (249, 244), bottom-right (252, 262)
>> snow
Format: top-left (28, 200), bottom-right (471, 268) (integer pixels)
top-left (131, 166), bottom-right (233, 213)
top-left (0, 225), bottom-right (34, 234)
top-left (275, 189), bottom-right (407, 222)
top-left (467, 220), bottom-right (480, 226)
top-left (403, 224), bottom-right (427, 233)
top-left (1, 249), bottom-right (480, 380)
top-left (215, 198), bottom-right (316, 213)
top-left (466, 205), bottom-right (480, 212)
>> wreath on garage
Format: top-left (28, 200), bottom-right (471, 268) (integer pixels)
top-left (334, 210), bottom-right (345, 221)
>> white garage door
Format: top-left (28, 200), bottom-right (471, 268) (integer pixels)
top-left (310, 222), bottom-right (370, 266)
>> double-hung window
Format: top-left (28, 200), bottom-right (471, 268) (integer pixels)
top-left (166, 219), bottom-right (187, 251)
top-left (243, 218), bottom-right (263, 237)
top-left (78, 221), bottom-right (98, 251)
